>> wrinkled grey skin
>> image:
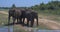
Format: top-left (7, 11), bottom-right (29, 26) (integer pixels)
top-left (8, 8), bottom-right (22, 24)
top-left (22, 9), bottom-right (38, 27)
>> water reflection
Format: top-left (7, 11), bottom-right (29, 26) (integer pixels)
top-left (0, 26), bottom-right (13, 32)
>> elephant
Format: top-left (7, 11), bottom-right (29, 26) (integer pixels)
top-left (22, 9), bottom-right (38, 27)
top-left (8, 8), bottom-right (38, 27)
top-left (8, 8), bottom-right (23, 25)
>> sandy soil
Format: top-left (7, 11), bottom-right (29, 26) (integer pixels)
top-left (39, 18), bottom-right (60, 30)
top-left (0, 11), bottom-right (8, 14)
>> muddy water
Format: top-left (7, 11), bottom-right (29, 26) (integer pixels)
top-left (0, 26), bottom-right (13, 32)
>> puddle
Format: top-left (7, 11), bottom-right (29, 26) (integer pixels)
top-left (0, 26), bottom-right (13, 32)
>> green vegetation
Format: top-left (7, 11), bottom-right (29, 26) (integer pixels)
top-left (31, 1), bottom-right (60, 15)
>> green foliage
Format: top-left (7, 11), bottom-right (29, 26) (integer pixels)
top-left (31, 1), bottom-right (60, 15)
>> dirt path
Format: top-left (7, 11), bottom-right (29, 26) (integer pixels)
top-left (39, 18), bottom-right (60, 30)
top-left (0, 11), bottom-right (60, 30)
top-left (0, 11), bottom-right (8, 14)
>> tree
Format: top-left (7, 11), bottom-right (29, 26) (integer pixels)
top-left (39, 3), bottom-right (46, 10)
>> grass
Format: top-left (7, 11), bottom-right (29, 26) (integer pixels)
top-left (0, 14), bottom-right (8, 25)
top-left (0, 14), bottom-right (13, 25)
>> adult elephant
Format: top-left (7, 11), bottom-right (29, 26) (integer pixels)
top-left (22, 9), bottom-right (38, 27)
top-left (8, 8), bottom-right (22, 25)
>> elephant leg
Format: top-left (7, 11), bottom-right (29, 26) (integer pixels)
top-left (12, 17), bottom-right (16, 25)
top-left (22, 18), bottom-right (25, 25)
top-left (36, 16), bottom-right (38, 26)
top-left (30, 19), bottom-right (34, 27)
top-left (19, 18), bottom-right (22, 24)
top-left (27, 19), bottom-right (29, 27)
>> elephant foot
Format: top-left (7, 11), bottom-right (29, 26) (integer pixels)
top-left (30, 25), bottom-right (33, 27)
top-left (8, 23), bottom-right (10, 25)
top-left (26, 24), bottom-right (29, 27)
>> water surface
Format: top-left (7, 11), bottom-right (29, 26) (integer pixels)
top-left (0, 26), bottom-right (13, 32)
